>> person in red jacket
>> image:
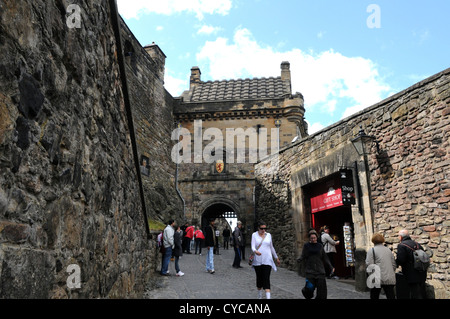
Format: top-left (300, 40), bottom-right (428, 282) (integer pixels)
top-left (184, 224), bottom-right (195, 254)
top-left (194, 226), bottom-right (205, 255)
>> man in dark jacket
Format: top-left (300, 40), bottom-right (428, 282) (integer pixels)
top-left (204, 219), bottom-right (216, 274)
top-left (232, 221), bottom-right (243, 268)
top-left (396, 229), bottom-right (427, 298)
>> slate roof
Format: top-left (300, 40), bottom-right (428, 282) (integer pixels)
top-left (184, 76), bottom-right (290, 102)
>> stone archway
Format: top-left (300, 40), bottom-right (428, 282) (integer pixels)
top-left (198, 197), bottom-right (240, 229)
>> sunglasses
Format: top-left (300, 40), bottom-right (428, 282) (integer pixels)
top-left (259, 227), bottom-right (267, 230)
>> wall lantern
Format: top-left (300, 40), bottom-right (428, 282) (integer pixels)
top-left (272, 174), bottom-right (285, 186)
top-left (272, 174), bottom-right (285, 194)
top-left (351, 126), bottom-right (379, 156)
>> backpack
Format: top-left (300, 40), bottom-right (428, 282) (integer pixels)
top-left (157, 231), bottom-right (165, 254)
top-left (400, 242), bottom-right (430, 272)
top-left (157, 232), bottom-right (163, 247)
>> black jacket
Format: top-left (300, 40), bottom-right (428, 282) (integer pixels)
top-left (204, 225), bottom-right (216, 247)
top-left (173, 231), bottom-right (183, 257)
top-left (298, 242), bottom-right (333, 279)
top-left (396, 236), bottom-right (427, 283)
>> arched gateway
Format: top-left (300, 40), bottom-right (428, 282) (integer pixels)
top-left (174, 62), bottom-right (306, 248)
top-left (198, 197), bottom-right (240, 229)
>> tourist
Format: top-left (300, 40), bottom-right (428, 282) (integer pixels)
top-left (251, 221), bottom-right (281, 299)
top-left (223, 226), bottom-right (231, 250)
top-left (297, 230), bottom-right (334, 299)
top-left (184, 223), bottom-right (194, 254)
top-left (232, 221), bottom-right (244, 268)
top-left (173, 225), bottom-right (185, 277)
top-left (365, 233), bottom-right (396, 299)
top-left (194, 226), bottom-right (205, 255)
top-left (396, 229), bottom-right (427, 298)
top-left (214, 226), bottom-right (220, 255)
top-left (161, 219), bottom-right (175, 276)
top-left (320, 225), bottom-right (339, 278)
top-left (204, 219), bottom-right (216, 274)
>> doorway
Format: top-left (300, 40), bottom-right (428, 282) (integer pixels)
top-left (312, 205), bottom-right (354, 278)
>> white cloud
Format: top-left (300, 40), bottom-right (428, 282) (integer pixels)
top-left (164, 69), bottom-right (188, 97)
top-left (196, 28), bottom-right (392, 121)
top-left (117, 0), bottom-right (233, 20)
top-left (197, 25), bottom-right (222, 35)
top-left (308, 122), bottom-right (326, 135)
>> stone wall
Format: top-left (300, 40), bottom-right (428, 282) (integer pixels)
top-left (255, 68), bottom-right (450, 298)
top-left (0, 0), bottom-right (153, 298)
top-left (120, 20), bottom-right (183, 225)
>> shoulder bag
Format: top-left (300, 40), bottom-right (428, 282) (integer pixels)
top-left (249, 234), bottom-right (266, 266)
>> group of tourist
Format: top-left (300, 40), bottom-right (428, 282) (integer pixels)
top-left (299, 227), bottom-right (428, 299)
top-left (159, 219), bottom-right (428, 299)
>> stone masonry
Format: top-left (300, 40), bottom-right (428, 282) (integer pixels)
top-left (0, 0), bottom-right (181, 298)
top-left (255, 68), bottom-right (450, 298)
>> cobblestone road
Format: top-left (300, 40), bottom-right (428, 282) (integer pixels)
top-left (145, 247), bottom-right (375, 299)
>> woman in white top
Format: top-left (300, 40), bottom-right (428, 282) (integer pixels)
top-left (251, 221), bottom-right (281, 299)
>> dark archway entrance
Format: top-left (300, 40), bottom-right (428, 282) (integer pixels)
top-left (201, 203), bottom-right (237, 229)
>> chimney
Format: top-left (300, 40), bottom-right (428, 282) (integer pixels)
top-left (190, 66), bottom-right (201, 90)
top-left (281, 61), bottom-right (291, 94)
top-left (144, 42), bottom-right (166, 82)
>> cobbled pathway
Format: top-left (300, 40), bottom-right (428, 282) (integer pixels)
top-left (145, 247), bottom-right (374, 299)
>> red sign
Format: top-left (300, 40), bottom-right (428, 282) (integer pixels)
top-left (311, 186), bottom-right (344, 213)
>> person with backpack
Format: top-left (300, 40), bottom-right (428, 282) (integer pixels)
top-left (161, 220), bottom-right (175, 276)
top-left (396, 229), bottom-right (429, 299)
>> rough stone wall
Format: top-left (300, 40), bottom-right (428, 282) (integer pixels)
top-left (0, 0), bottom-right (152, 298)
top-left (255, 68), bottom-right (450, 297)
top-left (120, 20), bottom-right (183, 225)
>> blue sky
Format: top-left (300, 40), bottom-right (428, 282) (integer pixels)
top-left (118, 0), bottom-right (450, 134)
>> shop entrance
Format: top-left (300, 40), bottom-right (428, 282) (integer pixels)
top-left (312, 205), bottom-right (354, 279)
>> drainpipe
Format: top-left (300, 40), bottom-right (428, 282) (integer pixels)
top-left (175, 161), bottom-right (186, 219)
top-left (174, 122), bottom-right (186, 219)
top-left (109, 0), bottom-right (150, 237)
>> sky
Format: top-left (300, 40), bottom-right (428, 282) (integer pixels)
top-left (117, 0), bottom-right (450, 134)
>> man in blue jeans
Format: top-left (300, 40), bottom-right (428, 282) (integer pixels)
top-left (204, 219), bottom-right (216, 274)
top-left (161, 220), bottom-right (175, 276)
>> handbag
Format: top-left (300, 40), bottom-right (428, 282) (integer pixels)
top-left (249, 235), bottom-right (266, 266)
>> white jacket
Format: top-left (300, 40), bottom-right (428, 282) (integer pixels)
top-left (321, 232), bottom-right (337, 253)
top-left (163, 225), bottom-right (175, 249)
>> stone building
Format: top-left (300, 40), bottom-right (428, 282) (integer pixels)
top-left (255, 68), bottom-right (450, 298)
top-left (173, 62), bottom-right (307, 236)
top-left (0, 0), bottom-right (448, 299)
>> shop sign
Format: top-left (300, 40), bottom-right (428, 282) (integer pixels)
top-left (340, 169), bottom-right (356, 205)
top-left (310, 185), bottom-right (343, 213)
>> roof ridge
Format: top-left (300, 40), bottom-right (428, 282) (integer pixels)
top-left (200, 75), bottom-right (282, 84)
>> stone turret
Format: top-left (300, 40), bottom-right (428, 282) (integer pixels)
top-left (144, 42), bottom-right (166, 82)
